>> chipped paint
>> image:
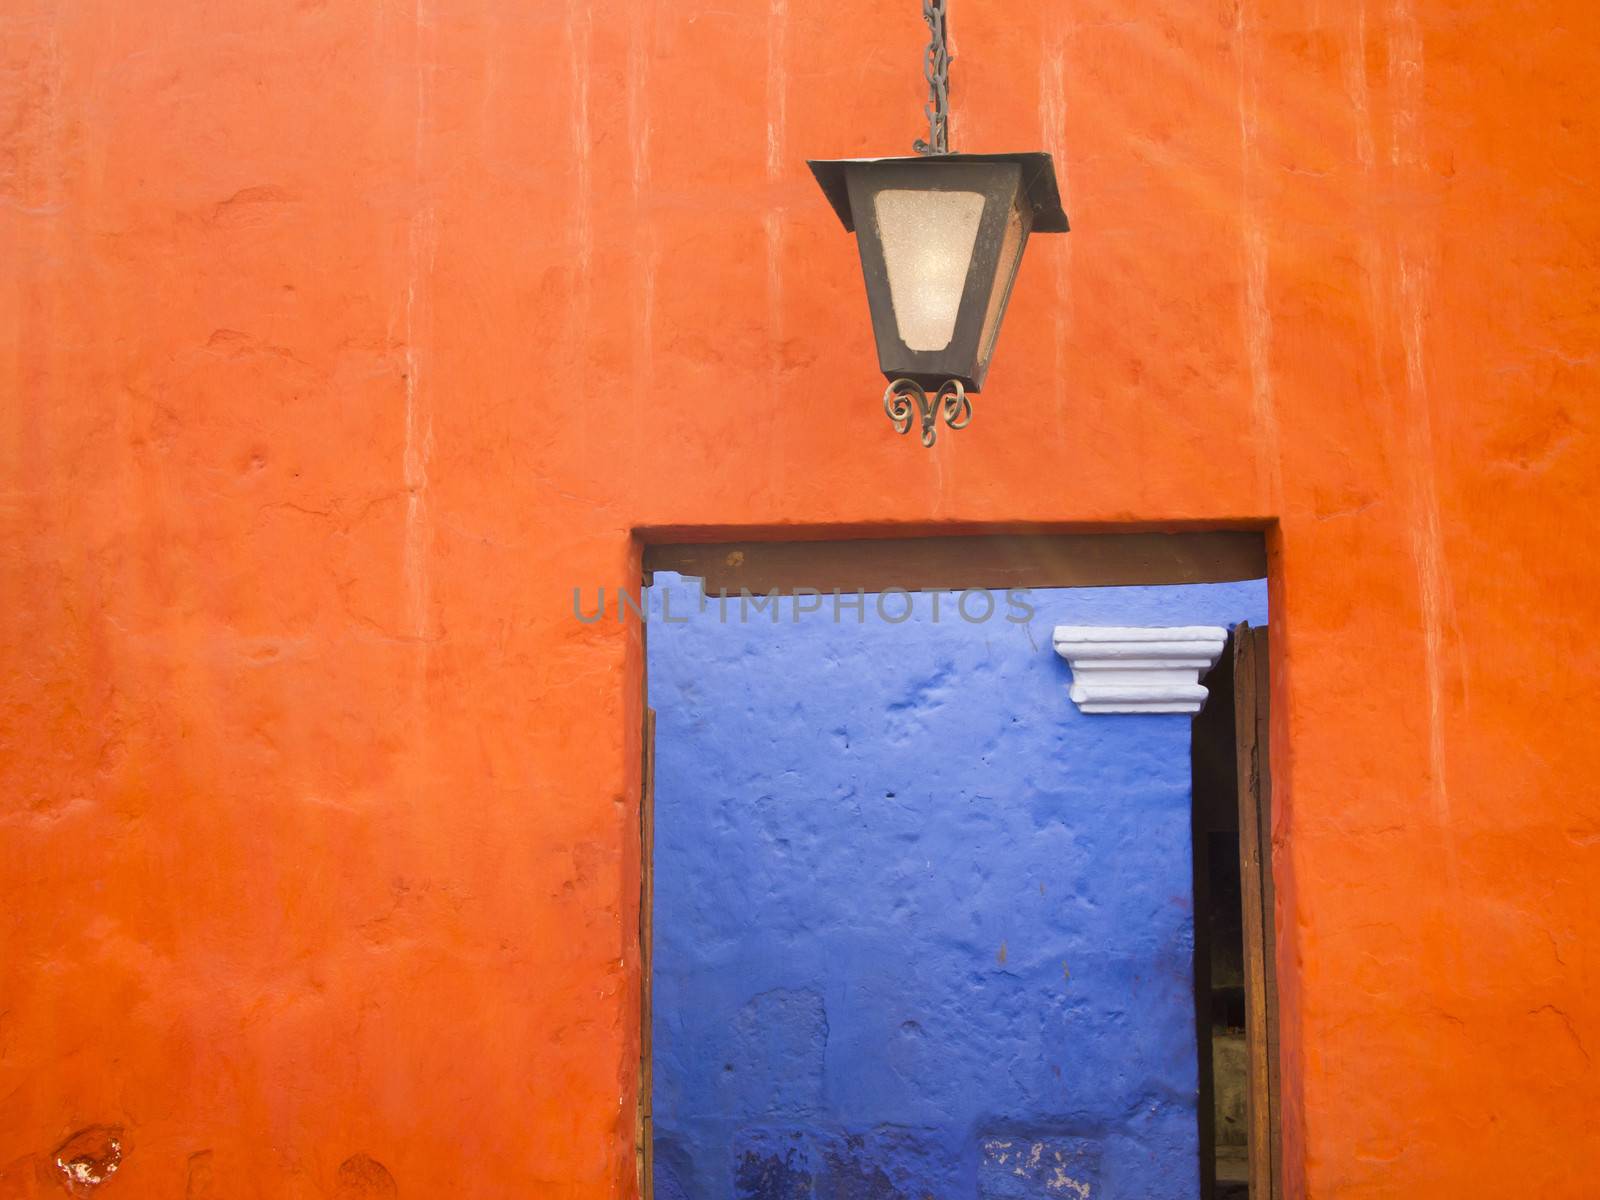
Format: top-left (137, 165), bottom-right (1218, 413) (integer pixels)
top-left (51, 1127), bottom-right (122, 1197)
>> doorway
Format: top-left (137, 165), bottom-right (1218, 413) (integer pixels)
top-left (636, 533), bottom-right (1277, 1200)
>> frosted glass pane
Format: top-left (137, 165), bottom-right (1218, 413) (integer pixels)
top-left (978, 199), bottom-right (1026, 367)
top-left (874, 189), bottom-right (985, 352)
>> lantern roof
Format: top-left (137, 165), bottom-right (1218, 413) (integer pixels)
top-left (807, 152), bottom-right (1070, 235)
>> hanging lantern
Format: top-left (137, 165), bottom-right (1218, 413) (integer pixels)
top-left (809, 0), bottom-right (1069, 447)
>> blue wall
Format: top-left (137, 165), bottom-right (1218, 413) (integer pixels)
top-left (647, 576), bottom-right (1268, 1200)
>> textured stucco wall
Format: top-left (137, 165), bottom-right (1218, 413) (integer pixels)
top-left (648, 577), bottom-right (1267, 1199)
top-left (3, 0), bottom-right (1599, 1196)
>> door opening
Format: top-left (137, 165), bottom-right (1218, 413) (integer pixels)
top-left (635, 531), bottom-right (1275, 1200)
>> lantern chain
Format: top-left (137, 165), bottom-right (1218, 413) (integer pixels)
top-left (913, 0), bottom-right (952, 155)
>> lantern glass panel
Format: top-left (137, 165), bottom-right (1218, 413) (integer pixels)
top-left (872, 188), bottom-right (986, 352)
top-left (977, 196), bottom-right (1028, 368)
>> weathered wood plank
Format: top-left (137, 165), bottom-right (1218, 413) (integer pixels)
top-left (1234, 625), bottom-right (1275, 1200)
top-left (638, 706), bottom-right (656, 1200)
top-left (1254, 629), bottom-right (1282, 1194)
top-left (644, 532), bottom-right (1266, 594)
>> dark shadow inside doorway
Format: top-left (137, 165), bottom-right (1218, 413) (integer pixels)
top-left (1191, 625), bottom-right (1278, 1200)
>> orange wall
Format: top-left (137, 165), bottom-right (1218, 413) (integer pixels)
top-left (3, 1), bottom-right (1597, 1196)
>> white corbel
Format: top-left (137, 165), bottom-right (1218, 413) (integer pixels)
top-left (1051, 626), bottom-right (1229, 714)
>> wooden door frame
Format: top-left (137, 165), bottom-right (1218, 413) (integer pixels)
top-left (642, 530), bottom-right (1266, 594)
top-left (636, 703), bottom-right (656, 1200)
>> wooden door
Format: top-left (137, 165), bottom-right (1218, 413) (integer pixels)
top-left (1234, 625), bottom-right (1279, 1199)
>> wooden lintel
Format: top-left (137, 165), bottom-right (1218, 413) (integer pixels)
top-left (643, 532), bottom-right (1266, 595)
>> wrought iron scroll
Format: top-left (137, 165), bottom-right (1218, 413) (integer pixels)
top-left (884, 378), bottom-right (972, 447)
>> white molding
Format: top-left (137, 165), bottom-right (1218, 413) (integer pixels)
top-left (1051, 625), bottom-right (1229, 714)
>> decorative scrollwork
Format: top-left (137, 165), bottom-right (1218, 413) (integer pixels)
top-left (882, 378), bottom-right (974, 448)
top-left (937, 379), bottom-right (971, 429)
top-left (883, 380), bottom-right (918, 436)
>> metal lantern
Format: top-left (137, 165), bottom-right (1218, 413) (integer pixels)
top-left (809, 1), bottom-right (1069, 447)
